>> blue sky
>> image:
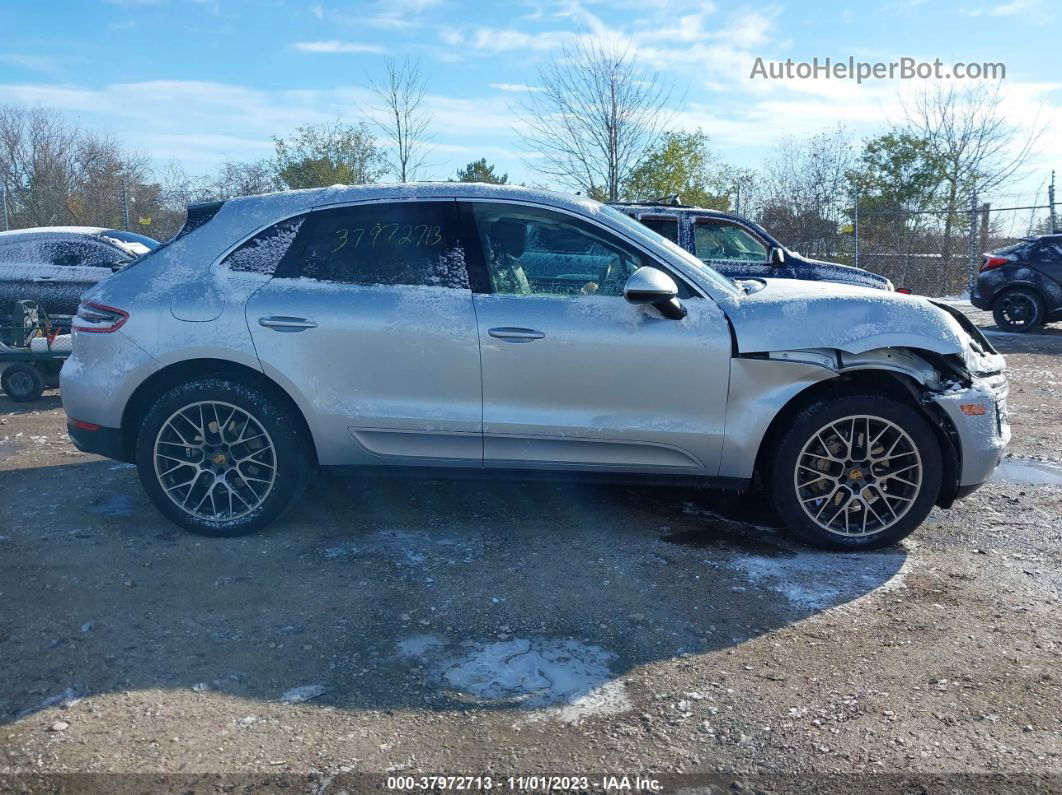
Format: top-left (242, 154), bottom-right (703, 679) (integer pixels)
top-left (0, 0), bottom-right (1058, 201)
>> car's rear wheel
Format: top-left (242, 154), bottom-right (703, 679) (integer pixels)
top-left (992, 287), bottom-right (1044, 333)
top-left (135, 377), bottom-right (313, 536)
top-left (768, 393), bottom-right (942, 550)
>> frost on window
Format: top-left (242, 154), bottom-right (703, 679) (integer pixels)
top-left (298, 203), bottom-right (469, 289)
top-left (224, 215), bottom-right (306, 275)
top-left (424, 245), bottom-right (470, 289)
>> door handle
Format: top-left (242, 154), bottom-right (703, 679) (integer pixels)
top-left (258, 315), bottom-right (318, 331)
top-left (487, 327), bottom-right (545, 342)
top-left (33, 276), bottom-right (54, 282)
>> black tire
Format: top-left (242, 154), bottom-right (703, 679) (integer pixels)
top-left (992, 287), bottom-right (1045, 333)
top-left (1, 363), bottom-right (45, 402)
top-left (768, 393), bottom-right (943, 551)
top-left (135, 377), bottom-right (313, 537)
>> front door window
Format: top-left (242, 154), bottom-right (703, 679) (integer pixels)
top-left (693, 220), bottom-right (768, 263)
top-left (470, 203), bottom-right (653, 298)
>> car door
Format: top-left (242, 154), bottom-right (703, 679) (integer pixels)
top-left (1029, 239), bottom-right (1062, 291)
top-left (39, 239), bottom-right (126, 316)
top-left (0, 239), bottom-right (66, 315)
top-left (464, 200), bottom-right (732, 474)
top-left (691, 217), bottom-right (775, 280)
top-left (244, 199), bottom-right (484, 466)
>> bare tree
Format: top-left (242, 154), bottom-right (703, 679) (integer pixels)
top-left (514, 38), bottom-right (676, 202)
top-left (206, 160), bottom-right (276, 199)
top-left (368, 57), bottom-right (434, 182)
top-left (755, 125), bottom-right (855, 256)
top-left (0, 104), bottom-right (156, 232)
top-left (903, 81), bottom-right (1040, 259)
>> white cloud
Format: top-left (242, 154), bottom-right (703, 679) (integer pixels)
top-left (0, 79), bottom-right (523, 178)
top-left (489, 83), bottom-right (543, 93)
top-left (293, 40), bottom-right (386, 54)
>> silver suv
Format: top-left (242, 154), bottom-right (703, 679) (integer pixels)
top-left (61, 184), bottom-right (1009, 550)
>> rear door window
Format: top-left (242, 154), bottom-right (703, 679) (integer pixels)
top-left (0, 241), bottom-right (35, 264)
top-left (292, 201), bottom-right (468, 289)
top-left (693, 220), bottom-right (768, 263)
top-left (638, 216), bottom-right (679, 245)
top-left (37, 240), bottom-right (128, 269)
top-left (1031, 241), bottom-right (1062, 264)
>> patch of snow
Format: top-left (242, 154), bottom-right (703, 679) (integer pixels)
top-left (16, 685), bottom-right (87, 718)
top-left (729, 548), bottom-right (909, 611)
top-left (934, 293), bottom-right (971, 305)
top-left (279, 684), bottom-right (326, 704)
top-left (440, 638), bottom-right (628, 718)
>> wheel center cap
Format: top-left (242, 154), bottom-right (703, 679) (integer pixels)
top-left (212, 453), bottom-right (227, 466)
top-left (849, 468), bottom-right (863, 480)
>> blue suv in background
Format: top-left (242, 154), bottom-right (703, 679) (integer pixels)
top-left (611, 202), bottom-right (893, 291)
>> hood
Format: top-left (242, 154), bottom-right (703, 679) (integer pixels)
top-left (787, 254), bottom-right (892, 289)
top-left (728, 278), bottom-right (968, 355)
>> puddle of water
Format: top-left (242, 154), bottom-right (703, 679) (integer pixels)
top-left (728, 549), bottom-right (908, 611)
top-left (662, 525), bottom-right (787, 555)
top-left (991, 459), bottom-right (1062, 487)
top-left (681, 495), bottom-right (785, 529)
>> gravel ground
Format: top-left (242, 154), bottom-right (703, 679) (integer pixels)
top-left (0, 307), bottom-right (1060, 793)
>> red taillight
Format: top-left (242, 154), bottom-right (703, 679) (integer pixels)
top-left (71, 420), bottom-right (100, 431)
top-left (896, 287), bottom-right (912, 294)
top-left (73, 302), bottom-right (129, 333)
top-left (980, 256), bottom-right (1009, 272)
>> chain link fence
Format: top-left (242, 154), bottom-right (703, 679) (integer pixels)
top-left (755, 189), bottom-right (1058, 297)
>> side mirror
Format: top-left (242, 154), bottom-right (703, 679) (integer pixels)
top-left (769, 246), bottom-right (786, 265)
top-left (624, 267), bottom-right (687, 319)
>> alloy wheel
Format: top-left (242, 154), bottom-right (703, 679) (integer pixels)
top-left (997, 292), bottom-right (1038, 329)
top-left (153, 400), bottom-right (277, 521)
top-left (793, 415), bottom-right (922, 537)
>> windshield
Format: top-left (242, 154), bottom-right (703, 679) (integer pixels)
top-left (597, 204), bottom-right (742, 296)
top-left (101, 229), bottom-right (160, 251)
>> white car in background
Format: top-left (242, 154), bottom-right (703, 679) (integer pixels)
top-left (0, 226), bottom-right (158, 317)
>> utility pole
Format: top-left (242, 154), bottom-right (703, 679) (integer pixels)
top-left (121, 183), bottom-right (130, 231)
top-left (2, 182), bottom-right (9, 231)
top-left (966, 189), bottom-right (979, 294)
top-left (1050, 170), bottom-right (1058, 233)
top-left (980, 202), bottom-right (991, 256)
top-left (852, 186), bottom-right (860, 269)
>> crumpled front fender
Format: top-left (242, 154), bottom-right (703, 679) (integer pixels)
top-left (728, 279), bottom-right (968, 356)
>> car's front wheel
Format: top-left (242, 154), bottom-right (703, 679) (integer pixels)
top-left (135, 377), bottom-right (313, 536)
top-left (768, 393), bottom-right (942, 550)
top-left (992, 287), bottom-right (1044, 333)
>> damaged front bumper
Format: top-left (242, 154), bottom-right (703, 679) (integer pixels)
top-left (929, 371), bottom-right (1010, 490)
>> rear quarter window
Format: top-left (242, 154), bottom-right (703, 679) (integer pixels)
top-left (222, 215), bottom-right (308, 275)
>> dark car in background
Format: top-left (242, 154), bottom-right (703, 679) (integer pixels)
top-left (971, 234), bottom-right (1062, 333)
top-left (611, 202), bottom-right (893, 291)
top-left (0, 226), bottom-right (159, 317)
